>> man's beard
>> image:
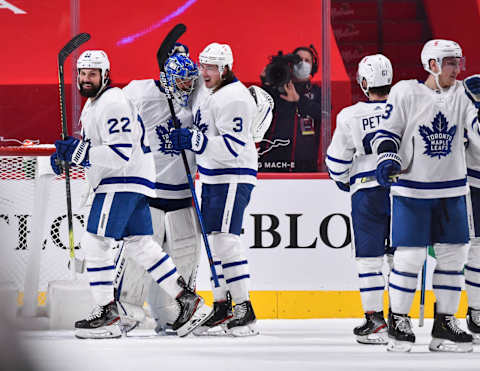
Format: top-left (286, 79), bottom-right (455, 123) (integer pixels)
top-left (79, 83), bottom-right (101, 98)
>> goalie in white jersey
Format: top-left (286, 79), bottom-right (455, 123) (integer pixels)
top-left (170, 42), bottom-right (259, 336)
top-left (120, 48), bottom-right (203, 335)
top-left (326, 54), bottom-right (393, 345)
top-left (50, 50), bottom-right (211, 339)
top-left (372, 40), bottom-right (479, 352)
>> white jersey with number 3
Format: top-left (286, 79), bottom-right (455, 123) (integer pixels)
top-left (191, 79), bottom-right (258, 185)
top-left (79, 87), bottom-right (156, 197)
top-left (373, 79), bottom-right (479, 199)
top-left (326, 101), bottom-right (387, 194)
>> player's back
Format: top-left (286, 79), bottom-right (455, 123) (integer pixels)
top-left (123, 79), bottom-right (196, 199)
top-left (80, 87), bottom-right (156, 197)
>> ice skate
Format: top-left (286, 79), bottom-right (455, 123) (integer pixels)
top-left (386, 311), bottom-right (415, 352)
top-left (353, 311), bottom-right (388, 345)
top-left (193, 291), bottom-right (233, 336)
top-left (466, 307), bottom-right (480, 345)
top-left (429, 312), bottom-right (473, 352)
top-left (227, 300), bottom-right (259, 337)
top-left (172, 277), bottom-right (213, 337)
top-left (75, 301), bottom-right (122, 339)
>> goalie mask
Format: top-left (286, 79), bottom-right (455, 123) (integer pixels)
top-left (163, 54), bottom-right (199, 107)
top-left (77, 50), bottom-right (110, 96)
top-left (421, 39), bottom-right (464, 78)
top-left (356, 54), bottom-right (393, 98)
top-left (248, 85), bottom-right (274, 143)
top-left (198, 42), bottom-right (233, 75)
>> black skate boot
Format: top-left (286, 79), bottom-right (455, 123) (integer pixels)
top-left (193, 291), bottom-right (233, 336)
top-left (171, 277), bottom-right (213, 337)
top-left (226, 300), bottom-right (259, 337)
top-left (430, 311), bottom-right (473, 352)
top-left (353, 311), bottom-right (388, 345)
top-left (466, 307), bottom-right (480, 344)
top-left (75, 301), bottom-right (121, 339)
top-left (386, 311), bottom-right (415, 352)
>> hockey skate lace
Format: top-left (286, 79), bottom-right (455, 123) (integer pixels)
top-left (446, 316), bottom-right (463, 334)
top-left (395, 315), bottom-right (413, 334)
top-left (233, 302), bottom-right (247, 320)
top-left (85, 305), bottom-right (103, 321)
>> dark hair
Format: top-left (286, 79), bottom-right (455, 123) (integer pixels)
top-left (369, 85), bottom-right (391, 97)
top-left (292, 45), bottom-right (319, 76)
top-left (213, 67), bottom-right (236, 93)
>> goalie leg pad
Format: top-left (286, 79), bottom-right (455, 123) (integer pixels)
top-left (466, 237), bottom-right (480, 309)
top-left (389, 246), bottom-right (424, 314)
top-left (356, 257), bottom-right (385, 313)
top-left (81, 232), bottom-right (116, 306)
top-left (149, 207), bottom-right (166, 246)
top-left (433, 243), bottom-right (468, 314)
top-left (147, 279), bottom-right (180, 333)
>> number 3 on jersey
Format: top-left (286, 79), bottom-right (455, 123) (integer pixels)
top-left (382, 104), bottom-right (393, 120)
top-left (233, 117), bottom-right (243, 132)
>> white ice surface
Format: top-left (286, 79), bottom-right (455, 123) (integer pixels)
top-left (20, 319), bottom-right (480, 371)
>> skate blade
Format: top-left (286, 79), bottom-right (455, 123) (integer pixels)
top-left (193, 324), bottom-right (228, 337)
top-left (356, 333), bottom-right (388, 345)
top-left (176, 301), bottom-right (213, 338)
top-left (75, 324), bottom-right (122, 339)
top-left (386, 338), bottom-right (413, 352)
top-left (429, 338), bottom-right (473, 353)
top-left (228, 323), bottom-right (259, 337)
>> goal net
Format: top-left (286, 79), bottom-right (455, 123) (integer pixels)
top-left (0, 145), bottom-right (88, 316)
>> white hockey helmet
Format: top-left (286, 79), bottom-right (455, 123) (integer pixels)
top-left (356, 54), bottom-right (393, 97)
top-left (421, 39), bottom-right (463, 76)
top-left (198, 42), bottom-right (233, 74)
top-left (77, 50), bottom-right (110, 92)
top-left (248, 85), bottom-right (274, 143)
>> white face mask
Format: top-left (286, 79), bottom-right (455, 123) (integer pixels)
top-left (293, 61), bottom-right (312, 79)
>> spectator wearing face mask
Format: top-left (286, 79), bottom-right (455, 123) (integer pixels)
top-left (259, 45), bottom-right (322, 172)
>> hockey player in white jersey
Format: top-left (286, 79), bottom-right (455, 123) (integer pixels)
top-left (50, 50), bottom-right (211, 339)
top-left (373, 40), bottom-right (477, 352)
top-left (462, 74), bottom-right (480, 344)
top-left (119, 49), bottom-right (203, 335)
top-left (169, 42), bottom-right (259, 336)
top-left (326, 54), bottom-right (393, 345)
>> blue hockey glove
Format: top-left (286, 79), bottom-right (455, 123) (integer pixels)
top-left (55, 136), bottom-right (90, 166)
top-left (50, 152), bottom-right (63, 175)
top-left (335, 181), bottom-right (350, 192)
top-left (169, 128), bottom-right (207, 154)
top-left (376, 152), bottom-right (402, 187)
top-left (464, 75), bottom-right (480, 109)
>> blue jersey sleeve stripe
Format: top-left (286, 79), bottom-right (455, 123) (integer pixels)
top-left (467, 169), bottom-right (480, 179)
top-left (326, 155), bottom-right (352, 164)
top-left (222, 136), bottom-right (239, 158)
top-left (108, 144), bottom-right (131, 161)
top-left (223, 134), bottom-right (246, 146)
top-left (98, 176), bottom-right (156, 189)
top-left (375, 129), bottom-right (401, 140)
top-left (328, 168), bottom-right (348, 176)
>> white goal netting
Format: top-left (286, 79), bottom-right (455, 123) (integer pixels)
top-left (0, 145), bottom-right (88, 314)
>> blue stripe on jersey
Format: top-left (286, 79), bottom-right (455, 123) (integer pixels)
top-left (350, 170), bottom-right (376, 185)
top-left (223, 137), bottom-right (238, 157)
top-left (326, 155), bottom-right (352, 164)
top-left (222, 134), bottom-right (245, 158)
top-left (328, 168), bottom-right (348, 176)
top-left (97, 176), bottom-right (156, 189)
top-left (90, 281), bottom-right (113, 286)
top-left (86, 265), bottom-right (115, 272)
top-left (197, 165), bottom-right (257, 177)
top-left (395, 178), bottom-right (467, 190)
top-left (375, 129), bottom-right (401, 140)
top-left (108, 143), bottom-right (132, 162)
top-left (468, 169), bottom-right (480, 180)
top-left (155, 182), bottom-right (190, 191)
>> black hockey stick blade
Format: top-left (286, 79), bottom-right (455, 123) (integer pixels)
top-left (156, 24), bottom-right (186, 72)
top-left (58, 33), bottom-right (91, 65)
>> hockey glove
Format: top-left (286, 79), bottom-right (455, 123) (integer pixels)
top-left (464, 74), bottom-right (480, 109)
top-left (50, 152), bottom-right (63, 175)
top-left (376, 152), bottom-right (401, 187)
top-left (169, 128), bottom-right (207, 154)
top-left (335, 181), bottom-right (350, 192)
top-left (55, 136), bottom-right (90, 166)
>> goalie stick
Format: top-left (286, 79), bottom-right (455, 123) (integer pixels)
top-left (57, 32), bottom-right (91, 276)
top-left (157, 24), bottom-right (219, 288)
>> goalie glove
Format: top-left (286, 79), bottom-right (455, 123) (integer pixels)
top-left (55, 136), bottom-right (90, 166)
top-left (169, 128), bottom-right (207, 154)
top-left (464, 74), bottom-right (480, 109)
top-left (249, 85), bottom-right (274, 143)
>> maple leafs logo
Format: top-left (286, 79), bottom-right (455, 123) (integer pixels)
top-left (155, 118), bottom-right (179, 157)
top-left (193, 109), bottom-right (208, 134)
top-left (418, 112), bottom-right (456, 159)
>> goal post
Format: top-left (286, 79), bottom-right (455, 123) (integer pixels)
top-left (0, 145), bottom-right (88, 317)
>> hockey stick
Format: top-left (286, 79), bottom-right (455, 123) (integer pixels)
top-left (418, 254), bottom-right (428, 327)
top-left (360, 136), bottom-right (415, 184)
top-left (57, 32), bottom-right (91, 276)
top-left (157, 24), bottom-right (219, 287)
